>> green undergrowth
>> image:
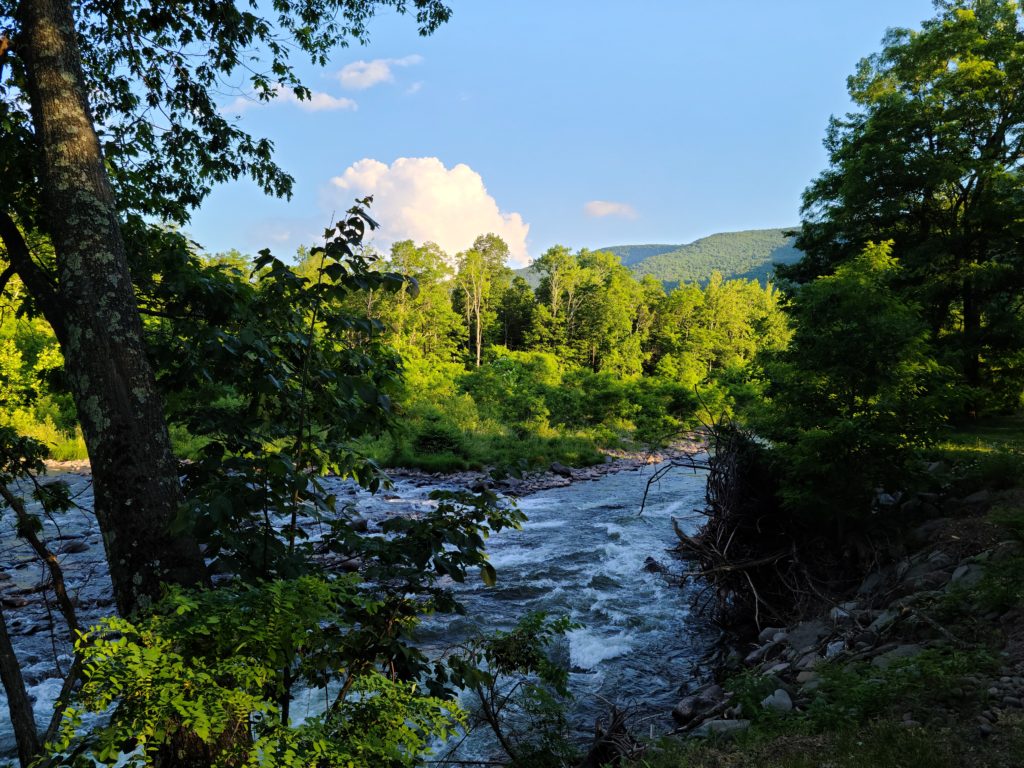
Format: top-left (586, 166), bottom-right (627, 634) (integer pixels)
top-left (642, 454), bottom-right (1024, 768)
top-left (3, 409), bottom-right (88, 462)
top-left (353, 424), bottom-right (607, 473)
top-left (639, 717), bottom-right (1024, 768)
top-left (926, 415), bottom-right (1024, 493)
top-left (723, 647), bottom-right (996, 741)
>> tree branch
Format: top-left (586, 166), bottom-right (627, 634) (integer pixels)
top-left (0, 211), bottom-right (65, 342)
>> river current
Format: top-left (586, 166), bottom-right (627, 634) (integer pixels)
top-left (1, 460), bottom-right (713, 760)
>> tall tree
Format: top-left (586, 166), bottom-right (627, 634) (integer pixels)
top-left (456, 233), bottom-right (512, 366)
top-left (380, 240), bottom-right (465, 361)
top-left (789, 0), bottom-right (1024, 409)
top-left (495, 276), bottom-right (536, 350)
top-left (8, 0), bottom-right (206, 614)
top-left (0, 0), bottom-right (452, 613)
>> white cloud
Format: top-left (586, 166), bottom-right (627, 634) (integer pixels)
top-left (405, 81), bottom-right (424, 95)
top-left (330, 157), bottom-right (531, 266)
top-left (280, 88), bottom-right (357, 112)
top-left (221, 84), bottom-right (357, 114)
top-left (336, 55), bottom-right (423, 90)
top-left (584, 200), bottom-right (638, 219)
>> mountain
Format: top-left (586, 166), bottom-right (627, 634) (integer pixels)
top-left (596, 244), bottom-right (680, 266)
top-left (627, 228), bottom-right (801, 287)
top-left (513, 228), bottom-right (802, 289)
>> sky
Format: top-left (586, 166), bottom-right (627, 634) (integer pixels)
top-left (187, 0), bottom-right (939, 267)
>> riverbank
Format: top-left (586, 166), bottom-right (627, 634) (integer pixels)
top-left (387, 439), bottom-right (705, 496)
top-left (645, 423), bottom-right (1024, 767)
top-left (41, 438), bottom-right (707, 496)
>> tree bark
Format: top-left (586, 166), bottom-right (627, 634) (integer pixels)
top-left (16, 0), bottom-right (206, 614)
top-left (0, 604), bottom-right (40, 768)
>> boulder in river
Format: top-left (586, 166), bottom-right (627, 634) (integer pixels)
top-left (643, 556), bottom-right (667, 574)
top-left (550, 461), bottom-right (573, 478)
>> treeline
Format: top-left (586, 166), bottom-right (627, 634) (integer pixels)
top-left (328, 235), bottom-right (789, 470)
top-left (1, 231), bottom-right (788, 471)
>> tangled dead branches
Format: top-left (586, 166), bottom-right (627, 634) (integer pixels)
top-left (654, 424), bottom-right (862, 637)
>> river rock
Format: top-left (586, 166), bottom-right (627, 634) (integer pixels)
top-left (927, 550), bottom-right (954, 569)
top-left (758, 626), bottom-right (785, 643)
top-left (951, 564), bottom-right (984, 588)
top-left (826, 640), bottom-right (845, 659)
top-left (550, 462), bottom-right (573, 478)
top-left (643, 557), bottom-right (667, 573)
top-left (691, 719), bottom-right (751, 738)
top-left (787, 619), bottom-right (828, 651)
top-left (872, 643), bottom-right (923, 669)
top-left (962, 489), bottom-right (992, 507)
top-left (763, 661), bottom-right (790, 676)
top-left (744, 642), bottom-right (779, 665)
top-left (992, 541), bottom-right (1024, 562)
top-left (57, 539), bottom-right (90, 555)
top-left (868, 609), bottom-right (898, 633)
top-left (672, 695), bottom-right (699, 724)
top-left (761, 688), bottom-right (793, 713)
top-left (795, 651), bottom-right (820, 671)
top-left (696, 684), bottom-right (724, 706)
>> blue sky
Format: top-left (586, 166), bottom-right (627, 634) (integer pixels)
top-left (188, 0), bottom-right (938, 266)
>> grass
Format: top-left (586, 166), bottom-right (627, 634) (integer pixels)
top-left (356, 426), bottom-right (608, 473)
top-left (638, 718), bottom-right (1024, 768)
top-left (926, 414), bottom-right (1024, 493)
top-left (3, 409), bottom-right (89, 462)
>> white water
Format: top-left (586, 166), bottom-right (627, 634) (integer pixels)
top-left (0, 462), bottom-right (713, 760)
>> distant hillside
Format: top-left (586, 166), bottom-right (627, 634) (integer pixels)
top-left (597, 244), bottom-right (680, 266)
top-left (514, 228), bottom-right (802, 289)
top-left (628, 228), bottom-right (801, 287)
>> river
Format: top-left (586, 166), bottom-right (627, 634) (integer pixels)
top-left (0, 460), bottom-right (713, 761)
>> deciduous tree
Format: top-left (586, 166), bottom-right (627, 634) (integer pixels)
top-left (0, 0), bottom-right (452, 613)
top-left (789, 0), bottom-right (1024, 410)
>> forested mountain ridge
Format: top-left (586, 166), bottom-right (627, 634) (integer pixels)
top-left (514, 227), bottom-right (802, 288)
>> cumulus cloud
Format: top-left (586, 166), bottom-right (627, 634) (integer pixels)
top-left (584, 200), bottom-right (638, 219)
top-left (330, 157), bottom-right (530, 266)
top-left (337, 55), bottom-right (423, 90)
top-left (222, 84), bottom-right (357, 114)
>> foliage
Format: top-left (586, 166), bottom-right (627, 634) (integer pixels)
top-left (52, 578), bottom-right (465, 768)
top-left (1, 0), bottom-right (453, 225)
top-left (722, 647), bottom-right (994, 737)
top-left (799, 649), bottom-right (994, 733)
top-left (447, 612), bottom-right (581, 766)
top-left (0, 277), bottom-right (84, 460)
top-left (790, 0), bottom-right (1024, 410)
top-left (639, 719), bottom-right (1021, 768)
top-left (126, 204), bottom-right (405, 580)
top-left (752, 243), bottom-right (950, 519)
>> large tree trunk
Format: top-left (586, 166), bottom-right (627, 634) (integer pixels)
top-left (17, 0), bottom-right (206, 615)
top-left (0, 605), bottom-right (40, 768)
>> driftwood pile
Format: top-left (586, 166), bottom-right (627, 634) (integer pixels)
top-left (651, 425), bottom-right (860, 636)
